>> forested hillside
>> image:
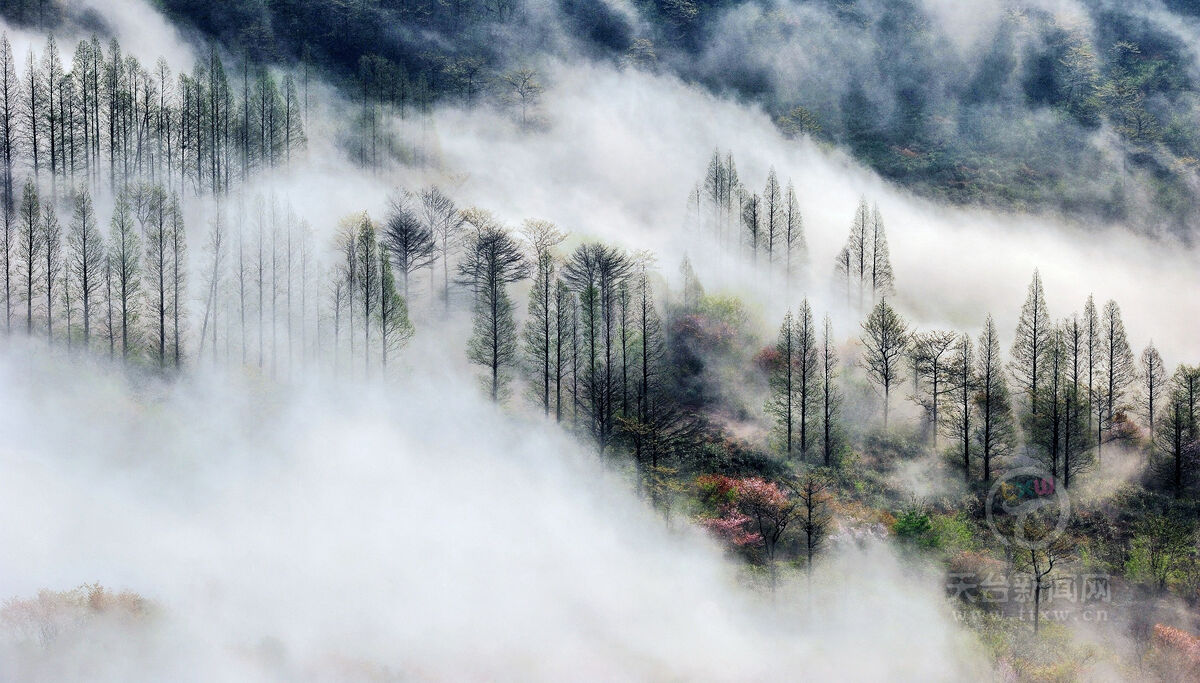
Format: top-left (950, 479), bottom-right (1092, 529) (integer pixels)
top-left (8, 0), bottom-right (1200, 233)
top-left (2, 1), bottom-right (1200, 681)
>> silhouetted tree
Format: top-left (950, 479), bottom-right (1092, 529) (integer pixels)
top-left (522, 219), bottom-right (564, 415)
top-left (1084, 295), bottom-right (1099, 436)
top-left (868, 204), bottom-right (894, 302)
top-left (860, 299), bottom-right (910, 429)
top-left (1156, 366), bottom-right (1199, 498)
top-left (67, 190), bottom-right (103, 346)
top-left (383, 190), bottom-right (435, 300)
top-left (1062, 313), bottom-right (1094, 488)
top-left (1140, 343), bottom-right (1166, 436)
top-left (976, 315), bottom-right (1015, 484)
top-left (139, 185), bottom-right (170, 367)
top-left (912, 330), bottom-right (957, 449)
top-left (563, 242), bottom-right (632, 452)
top-left (1011, 270), bottom-right (1051, 418)
top-left (0, 35), bottom-right (17, 214)
top-left (767, 310), bottom-right (798, 456)
top-left (762, 167), bottom-right (781, 267)
top-left (783, 180), bottom-right (805, 289)
top-left (837, 198), bottom-right (869, 309)
top-left (355, 214), bottom-right (379, 374)
top-left (420, 186), bottom-right (462, 312)
top-left (39, 201), bottom-right (60, 341)
top-left (460, 217), bottom-right (528, 401)
top-left (377, 253), bottom-right (413, 368)
top-left (109, 191), bottom-right (139, 358)
top-left (16, 179), bottom-right (40, 333)
top-left (943, 333), bottom-right (977, 481)
top-left (741, 190), bottom-right (760, 261)
top-left (794, 470), bottom-right (832, 585)
top-left (1098, 298), bottom-right (1137, 458)
top-left (820, 315), bottom-right (841, 466)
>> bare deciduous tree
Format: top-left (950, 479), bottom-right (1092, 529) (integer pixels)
top-left (522, 219), bottom-right (565, 416)
top-left (860, 299), bottom-right (910, 429)
top-left (383, 190), bottom-right (435, 301)
top-left (976, 315), bottom-right (1014, 483)
top-left (67, 190), bottom-right (103, 346)
top-left (459, 214), bottom-right (528, 401)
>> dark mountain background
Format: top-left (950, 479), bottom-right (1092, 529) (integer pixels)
top-left (7, 0), bottom-right (1200, 235)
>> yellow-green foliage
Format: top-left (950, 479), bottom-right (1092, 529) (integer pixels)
top-left (930, 513), bottom-right (979, 553)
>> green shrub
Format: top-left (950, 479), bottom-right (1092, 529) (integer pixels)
top-left (893, 506), bottom-right (938, 549)
top-left (931, 513), bottom-right (979, 552)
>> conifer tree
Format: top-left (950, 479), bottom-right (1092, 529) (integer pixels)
top-left (1011, 270), bottom-right (1051, 416)
top-left (1098, 299), bottom-right (1137, 458)
top-left (868, 204), bottom-right (894, 302)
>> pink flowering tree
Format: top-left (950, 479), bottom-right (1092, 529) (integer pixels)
top-left (696, 475), bottom-right (800, 567)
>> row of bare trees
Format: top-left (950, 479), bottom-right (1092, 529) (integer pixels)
top-left (774, 268), bottom-right (1199, 495)
top-left (1, 178), bottom-right (185, 367)
top-left (693, 150), bottom-right (809, 287)
top-left (0, 32), bottom-right (305, 212)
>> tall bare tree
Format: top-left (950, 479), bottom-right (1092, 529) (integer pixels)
top-left (169, 193), bottom-right (187, 367)
top-left (563, 242), bottom-right (633, 452)
top-left (794, 470), bottom-right (832, 586)
top-left (820, 315), bottom-right (840, 466)
top-left (17, 179), bottom-right (40, 334)
top-left (384, 190), bottom-right (435, 300)
top-left (783, 180), bottom-right (805, 290)
top-left (1, 198), bottom-right (12, 332)
top-left (860, 299), bottom-right (910, 429)
top-left (868, 204), bottom-right (894, 302)
top-left (912, 330), bottom-right (957, 449)
top-left (767, 310), bottom-right (798, 456)
top-left (377, 252), bottom-right (413, 369)
top-left (1098, 299), bottom-right (1137, 458)
top-left (355, 214), bottom-right (379, 375)
top-left (522, 219), bottom-right (565, 416)
top-left (459, 217), bottom-right (529, 401)
top-left (1084, 295), bottom-right (1099, 435)
top-left (975, 315), bottom-right (1014, 483)
top-left (199, 205), bottom-right (226, 363)
top-left (67, 190), bottom-right (103, 345)
top-left (139, 185), bottom-right (170, 367)
top-left (1140, 343), bottom-right (1166, 437)
top-left (109, 191), bottom-right (139, 358)
top-left (741, 191), bottom-right (760, 261)
top-left (0, 35), bottom-right (18, 214)
top-left (414, 187), bottom-right (456, 313)
top-left (943, 334), bottom-right (977, 481)
top-left (836, 198), bottom-right (869, 310)
top-left (762, 167), bottom-right (781, 268)
top-left (40, 202), bottom-right (61, 341)
top-left (1011, 270), bottom-right (1051, 417)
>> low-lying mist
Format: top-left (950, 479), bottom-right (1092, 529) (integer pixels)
top-left (423, 59), bottom-right (1200, 362)
top-left (0, 340), bottom-right (987, 681)
top-left (4, 0), bottom-right (1200, 679)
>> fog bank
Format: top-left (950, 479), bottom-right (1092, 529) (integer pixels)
top-left (0, 342), bottom-right (987, 681)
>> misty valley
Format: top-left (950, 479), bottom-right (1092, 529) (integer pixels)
top-left (4, 0), bottom-right (1200, 681)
